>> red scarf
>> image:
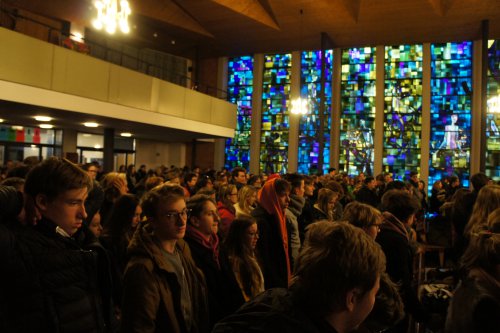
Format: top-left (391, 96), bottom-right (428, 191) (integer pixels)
top-left (258, 177), bottom-right (291, 283)
top-left (186, 225), bottom-right (220, 269)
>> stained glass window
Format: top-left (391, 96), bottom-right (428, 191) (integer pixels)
top-left (298, 50), bottom-right (333, 175)
top-left (225, 56), bottom-right (254, 170)
top-left (429, 42), bottom-right (472, 190)
top-left (339, 47), bottom-right (376, 176)
top-left (260, 53), bottom-right (292, 174)
top-left (486, 40), bottom-right (500, 180)
top-left (383, 45), bottom-right (423, 180)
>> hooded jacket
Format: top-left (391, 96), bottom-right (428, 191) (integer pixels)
top-left (285, 194), bottom-right (305, 267)
top-left (120, 223), bottom-right (208, 333)
top-left (377, 212), bottom-right (427, 325)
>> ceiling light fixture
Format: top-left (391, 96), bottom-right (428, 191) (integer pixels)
top-left (84, 122), bottom-right (99, 128)
top-left (0, 118), bottom-right (4, 123)
top-left (34, 115), bottom-right (52, 122)
top-left (120, 132), bottom-right (132, 137)
top-left (92, 0), bottom-right (131, 34)
top-left (11, 126), bottom-right (24, 131)
top-left (39, 124), bottom-right (54, 129)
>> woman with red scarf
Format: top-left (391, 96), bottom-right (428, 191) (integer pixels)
top-left (185, 194), bottom-right (244, 329)
top-left (251, 177), bottom-right (292, 289)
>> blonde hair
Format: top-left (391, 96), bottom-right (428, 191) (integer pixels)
top-left (465, 185), bottom-right (500, 236)
top-left (237, 185), bottom-right (257, 215)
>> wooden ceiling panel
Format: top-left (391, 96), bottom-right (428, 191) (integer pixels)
top-left (5, 0), bottom-right (500, 59)
top-left (211, 0), bottom-right (280, 30)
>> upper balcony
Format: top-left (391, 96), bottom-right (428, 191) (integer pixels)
top-left (0, 5), bottom-right (236, 142)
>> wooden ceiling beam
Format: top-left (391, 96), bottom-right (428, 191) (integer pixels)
top-left (135, 0), bottom-right (214, 37)
top-left (426, 0), bottom-right (456, 16)
top-left (211, 0), bottom-right (280, 30)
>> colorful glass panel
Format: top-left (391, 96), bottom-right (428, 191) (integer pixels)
top-left (260, 53), bottom-right (292, 174)
top-left (298, 50), bottom-right (333, 175)
top-left (339, 47), bottom-right (376, 176)
top-left (225, 56), bottom-right (254, 170)
top-left (383, 44), bottom-right (423, 181)
top-left (429, 42), bottom-right (472, 190)
top-left (486, 40), bottom-right (500, 180)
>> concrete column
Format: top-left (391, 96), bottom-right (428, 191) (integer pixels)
top-left (288, 51), bottom-right (301, 173)
top-left (103, 127), bottom-right (114, 173)
top-left (331, 48), bottom-right (342, 171)
top-left (249, 54), bottom-right (264, 174)
top-left (421, 43), bottom-right (431, 187)
top-left (374, 45), bottom-right (385, 176)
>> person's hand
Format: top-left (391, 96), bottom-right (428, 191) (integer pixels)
top-left (113, 177), bottom-right (128, 195)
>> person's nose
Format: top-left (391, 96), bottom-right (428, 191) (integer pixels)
top-left (213, 212), bottom-right (221, 222)
top-left (79, 204), bottom-right (88, 220)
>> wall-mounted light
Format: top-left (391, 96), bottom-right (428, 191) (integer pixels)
top-left (34, 115), bottom-right (52, 122)
top-left (488, 96), bottom-right (500, 113)
top-left (120, 132), bottom-right (132, 137)
top-left (0, 118), bottom-right (4, 123)
top-left (93, 0), bottom-right (131, 34)
top-left (291, 97), bottom-right (309, 115)
top-left (39, 124), bottom-right (54, 129)
top-left (84, 122), bottom-right (99, 128)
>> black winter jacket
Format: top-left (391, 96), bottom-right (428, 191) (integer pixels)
top-left (184, 236), bottom-right (244, 329)
top-left (9, 218), bottom-right (116, 333)
top-left (212, 288), bottom-right (338, 333)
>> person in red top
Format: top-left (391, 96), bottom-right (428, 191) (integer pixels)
top-left (217, 184), bottom-right (238, 238)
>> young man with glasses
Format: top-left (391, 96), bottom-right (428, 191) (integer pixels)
top-left (121, 184), bottom-right (208, 333)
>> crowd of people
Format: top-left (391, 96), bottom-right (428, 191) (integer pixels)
top-left (1, 157), bottom-right (499, 333)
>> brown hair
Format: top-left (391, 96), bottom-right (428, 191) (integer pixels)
top-left (225, 216), bottom-right (263, 299)
top-left (316, 188), bottom-right (338, 220)
top-left (465, 185), bottom-right (500, 236)
top-left (381, 189), bottom-right (420, 223)
top-left (145, 176), bottom-right (164, 191)
top-left (25, 157), bottom-right (91, 201)
top-left (292, 221), bottom-right (385, 316)
top-left (343, 201), bottom-right (382, 229)
top-left (141, 184), bottom-right (185, 219)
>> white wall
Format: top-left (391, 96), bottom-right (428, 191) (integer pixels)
top-left (135, 139), bottom-right (186, 170)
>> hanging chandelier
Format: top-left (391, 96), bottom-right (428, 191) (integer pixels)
top-left (291, 97), bottom-right (309, 115)
top-left (92, 0), bottom-right (131, 34)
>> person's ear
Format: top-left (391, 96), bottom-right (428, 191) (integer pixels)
top-left (35, 194), bottom-right (49, 213)
top-left (345, 288), bottom-right (360, 312)
top-left (190, 215), bottom-right (200, 228)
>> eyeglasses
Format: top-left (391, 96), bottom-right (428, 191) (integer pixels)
top-left (164, 208), bottom-right (191, 220)
top-left (247, 232), bottom-right (259, 238)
